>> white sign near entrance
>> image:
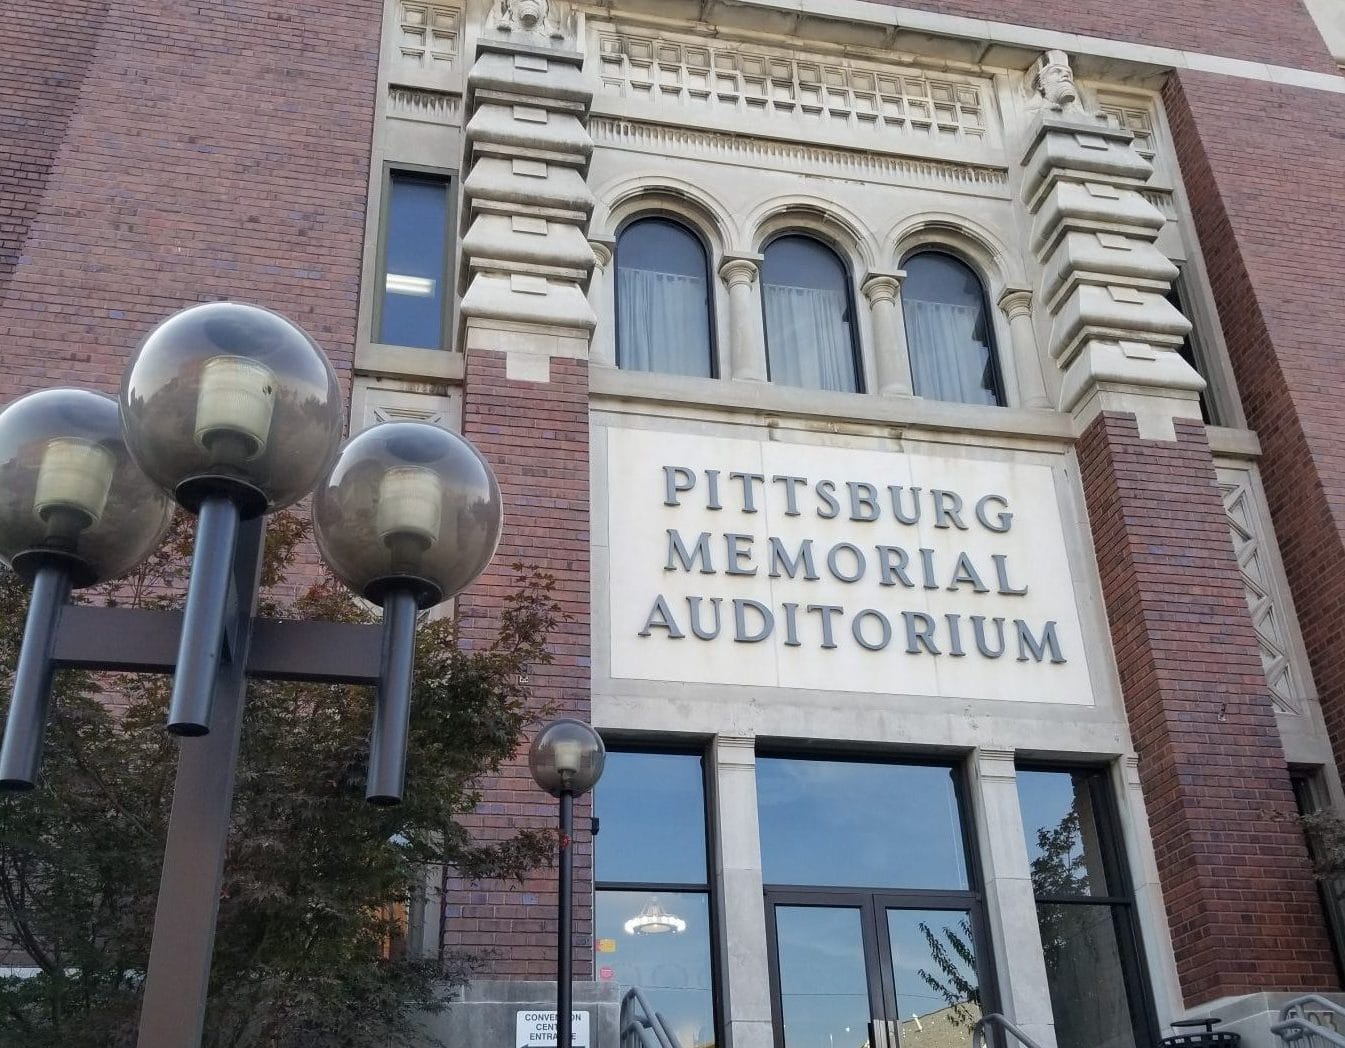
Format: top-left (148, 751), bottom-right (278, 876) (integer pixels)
top-left (516, 1010), bottom-right (590, 1047)
top-left (605, 428), bottom-right (1094, 704)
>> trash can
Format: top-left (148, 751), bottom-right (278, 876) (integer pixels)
top-left (1163, 1017), bottom-right (1242, 1048)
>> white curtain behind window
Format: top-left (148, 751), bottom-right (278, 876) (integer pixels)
top-left (763, 284), bottom-right (856, 392)
top-left (617, 268), bottom-right (711, 376)
top-left (905, 298), bottom-right (998, 406)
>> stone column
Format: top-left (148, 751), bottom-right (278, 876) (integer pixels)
top-left (970, 750), bottom-right (1058, 1048)
top-left (710, 734), bottom-right (774, 1048)
top-left (588, 236), bottom-right (616, 368)
top-left (997, 286), bottom-right (1051, 409)
top-left (861, 270), bottom-right (914, 395)
top-left (718, 254), bottom-right (768, 383)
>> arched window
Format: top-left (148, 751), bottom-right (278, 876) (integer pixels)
top-left (903, 251), bottom-right (1005, 407)
top-left (761, 235), bottom-right (862, 393)
top-left (615, 217), bottom-right (714, 378)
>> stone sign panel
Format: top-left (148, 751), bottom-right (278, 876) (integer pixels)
top-left (605, 428), bottom-right (1094, 704)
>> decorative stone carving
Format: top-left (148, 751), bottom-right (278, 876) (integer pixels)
top-left (1034, 49), bottom-right (1083, 115)
top-left (492, 0), bottom-right (566, 42)
top-left (718, 255), bottom-right (767, 383)
top-left (587, 237), bottom-right (616, 367)
top-left (1219, 469), bottom-right (1309, 715)
top-left (860, 272), bottom-right (913, 396)
top-left (458, 2), bottom-right (596, 374)
top-left (996, 287), bottom-right (1051, 409)
top-left (1020, 53), bottom-right (1203, 437)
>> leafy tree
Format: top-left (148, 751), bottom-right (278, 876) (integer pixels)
top-left (0, 513), bottom-right (556, 1047)
top-left (916, 914), bottom-right (981, 1029)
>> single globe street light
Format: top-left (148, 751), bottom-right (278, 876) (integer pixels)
top-left (313, 421), bottom-right (502, 804)
top-left (121, 302), bottom-right (345, 736)
top-left (0, 389), bottom-right (174, 787)
top-left (529, 719), bottom-right (605, 1048)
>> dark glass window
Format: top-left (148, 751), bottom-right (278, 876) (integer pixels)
top-left (1017, 768), bottom-right (1155, 1048)
top-left (761, 235), bottom-right (861, 393)
top-left (1165, 278), bottom-right (1218, 424)
top-left (757, 758), bottom-right (968, 889)
top-left (903, 251), bottom-right (1004, 407)
top-left (594, 750), bottom-right (717, 1048)
top-left (377, 171), bottom-right (451, 349)
top-left (1291, 769), bottom-right (1345, 981)
top-left (615, 218), bottom-right (714, 378)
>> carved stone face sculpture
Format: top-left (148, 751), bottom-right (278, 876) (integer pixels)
top-left (513, 0), bottom-right (544, 29)
top-left (1036, 49), bottom-right (1079, 111)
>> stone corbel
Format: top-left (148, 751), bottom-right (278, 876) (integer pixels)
top-left (996, 287), bottom-right (1052, 409)
top-left (718, 254), bottom-right (767, 383)
top-left (860, 271), bottom-right (913, 396)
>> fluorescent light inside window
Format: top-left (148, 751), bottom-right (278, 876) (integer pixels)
top-left (385, 273), bottom-right (435, 296)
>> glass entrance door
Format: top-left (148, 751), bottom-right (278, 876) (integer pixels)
top-left (767, 893), bottom-right (987, 1048)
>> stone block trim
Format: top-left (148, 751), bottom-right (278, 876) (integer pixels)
top-left (1164, 70), bottom-right (1345, 805)
top-left (0, 0), bottom-right (380, 401)
top-left (448, 349), bottom-right (594, 980)
top-left (863, 0), bottom-right (1338, 73)
top-left (1077, 411), bottom-right (1338, 1000)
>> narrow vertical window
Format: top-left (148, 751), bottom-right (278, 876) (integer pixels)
top-left (1016, 767), bottom-right (1156, 1048)
top-left (761, 235), bottom-right (862, 393)
top-left (903, 251), bottom-right (1005, 406)
top-left (377, 171), bottom-right (451, 349)
top-left (615, 218), bottom-right (714, 377)
top-left (1165, 276), bottom-right (1219, 424)
top-left (594, 750), bottom-right (718, 1048)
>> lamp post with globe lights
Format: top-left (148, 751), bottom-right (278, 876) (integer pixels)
top-left (529, 718), bottom-right (606, 1048)
top-left (0, 301), bottom-right (503, 1048)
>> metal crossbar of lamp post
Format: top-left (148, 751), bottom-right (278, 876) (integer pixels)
top-left (0, 302), bottom-right (503, 1048)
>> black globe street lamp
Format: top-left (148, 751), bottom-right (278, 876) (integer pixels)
top-left (529, 719), bottom-right (606, 1048)
top-left (0, 302), bottom-right (503, 1048)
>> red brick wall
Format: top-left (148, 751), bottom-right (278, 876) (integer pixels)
top-left (451, 350), bottom-right (594, 980)
top-left (864, 0), bottom-right (1335, 73)
top-left (1164, 71), bottom-right (1345, 795)
top-left (0, 0), bottom-right (381, 400)
top-left (1077, 413), bottom-right (1337, 1000)
top-left (0, 0), bottom-right (109, 296)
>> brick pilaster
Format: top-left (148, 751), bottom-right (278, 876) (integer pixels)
top-left (1165, 70), bottom-right (1345, 807)
top-left (446, 352), bottom-right (593, 981)
top-left (1078, 412), bottom-right (1337, 1000)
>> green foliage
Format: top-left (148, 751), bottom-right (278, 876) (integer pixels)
top-left (0, 513), bottom-right (558, 1047)
top-left (1300, 810), bottom-right (1345, 881)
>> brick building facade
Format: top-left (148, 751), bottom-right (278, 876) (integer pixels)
top-left (5, 1), bottom-right (1345, 1047)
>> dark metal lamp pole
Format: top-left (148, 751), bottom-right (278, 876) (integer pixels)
top-left (528, 719), bottom-right (606, 1048)
top-left (0, 302), bottom-right (503, 1048)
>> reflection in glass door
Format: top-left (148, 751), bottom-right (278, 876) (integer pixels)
top-left (882, 906), bottom-right (983, 1048)
top-left (774, 905), bottom-right (874, 1048)
top-left (757, 757), bottom-right (989, 1048)
top-left (767, 895), bottom-right (986, 1048)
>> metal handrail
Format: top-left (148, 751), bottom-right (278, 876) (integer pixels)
top-left (619, 986), bottom-right (682, 1048)
top-left (1274, 995), bottom-right (1345, 1048)
top-left (972, 1013), bottom-right (1049, 1048)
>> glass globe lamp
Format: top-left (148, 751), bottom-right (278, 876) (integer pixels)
top-left (0, 388), bottom-right (173, 587)
top-left (311, 421), bottom-right (503, 609)
top-left (0, 388), bottom-right (174, 790)
top-left (312, 420), bottom-right (502, 804)
top-left (119, 301), bottom-right (343, 517)
top-left (528, 718), bottom-right (606, 798)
